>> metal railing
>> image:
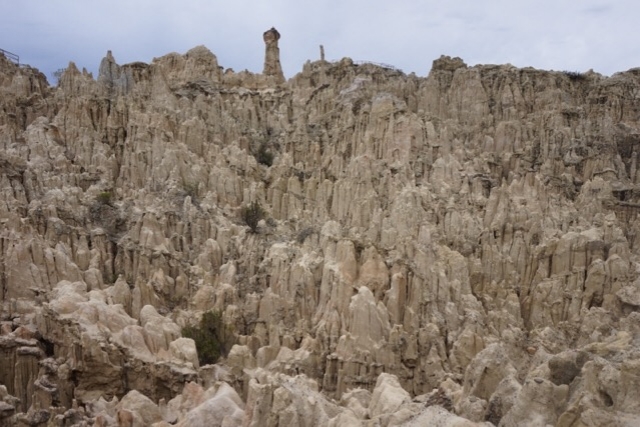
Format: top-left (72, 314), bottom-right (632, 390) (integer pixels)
top-left (0, 48), bottom-right (19, 65)
top-left (354, 60), bottom-right (401, 72)
top-left (327, 58), bottom-right (402, 72)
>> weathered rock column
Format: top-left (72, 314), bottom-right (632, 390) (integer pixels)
top-left (263, 27), bottom-right (285, 83)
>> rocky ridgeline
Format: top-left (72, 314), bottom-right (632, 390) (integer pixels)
top-left (1, 36), bottom-right (640, 426)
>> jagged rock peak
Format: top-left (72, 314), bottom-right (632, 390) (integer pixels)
top-left (431, 54), bottom-right (467, 72)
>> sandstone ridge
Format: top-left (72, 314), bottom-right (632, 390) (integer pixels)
top-left (1, 43), bottom-right (640, 426)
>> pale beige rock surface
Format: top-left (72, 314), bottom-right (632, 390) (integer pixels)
top-left (1, 35), bottom-right (640, 425)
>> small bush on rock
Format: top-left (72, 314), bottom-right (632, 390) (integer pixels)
top-left (96, 191), bottom-right (113, 205)
top-left (241, 200), bottom-right (266, 233)
top-left (182, 182), bottom-right (198, 199)
top-left (563, 71), bottom-right (587, 82)
top-left (182, 310), bottom-right (235, 365)
top-left (255, 142), bottom-right (274, 167)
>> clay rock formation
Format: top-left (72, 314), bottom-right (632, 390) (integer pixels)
top-left (1, 36), bottom-right (640, 426)
top-left (263, 27), bottom-right (285, 84)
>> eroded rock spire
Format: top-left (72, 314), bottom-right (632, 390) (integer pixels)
top-left (263, 27), bottom-right (284, 83)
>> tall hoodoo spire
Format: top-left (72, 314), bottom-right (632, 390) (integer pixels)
top-left (263, 27), bottom-right (285, 83)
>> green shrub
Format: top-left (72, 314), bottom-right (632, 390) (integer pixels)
top-left (97, 191), bottom-right (112, 205)
top-left (563, 71), bottom-right (587, 82)
top-left (255, 143), bottom-right (274, 167)
top-left (183, 182), bottom-right (198, 199)
top-left (182, 310), bottom-right (235, 365)
top-left (241, 200), bottom-right (266, 233)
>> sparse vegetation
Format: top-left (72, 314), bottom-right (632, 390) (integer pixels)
top-left (241, 200), bottom-right (266, 233)
top-left (51, 68), bottom-right (66, 85)
top-left (293, 169), bottom-right (306, 183)
top-left (96, 191), bottom-right (113, 205)
top-left (182, 310), bottom-right (235, 365)
top-left (104, 272), bottom-right (118, 285)
top-left (530, 232), bottom-right (540, 246)
top-left (296, 227), bottom-right (314, 244)
top-left (563, 71), bottom-right (587, 82)
top-left (182, 181), bottom-right (198, 199)
top-left (255, 142), bottom-right (274, 166)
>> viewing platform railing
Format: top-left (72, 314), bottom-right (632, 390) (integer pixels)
top-left (354, 60), bottom-right (401, 72)
top-left (0, 48), bottom-right (19, 65)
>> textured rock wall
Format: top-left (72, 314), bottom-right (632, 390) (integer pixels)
top-left (1, 45), bottom-right (640, 425)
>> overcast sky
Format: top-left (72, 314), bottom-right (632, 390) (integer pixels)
top-left (1, 1), bottom-right (638, 84)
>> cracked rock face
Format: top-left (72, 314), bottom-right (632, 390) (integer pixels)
top-left (1, 45), bottom-right (640, 426)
